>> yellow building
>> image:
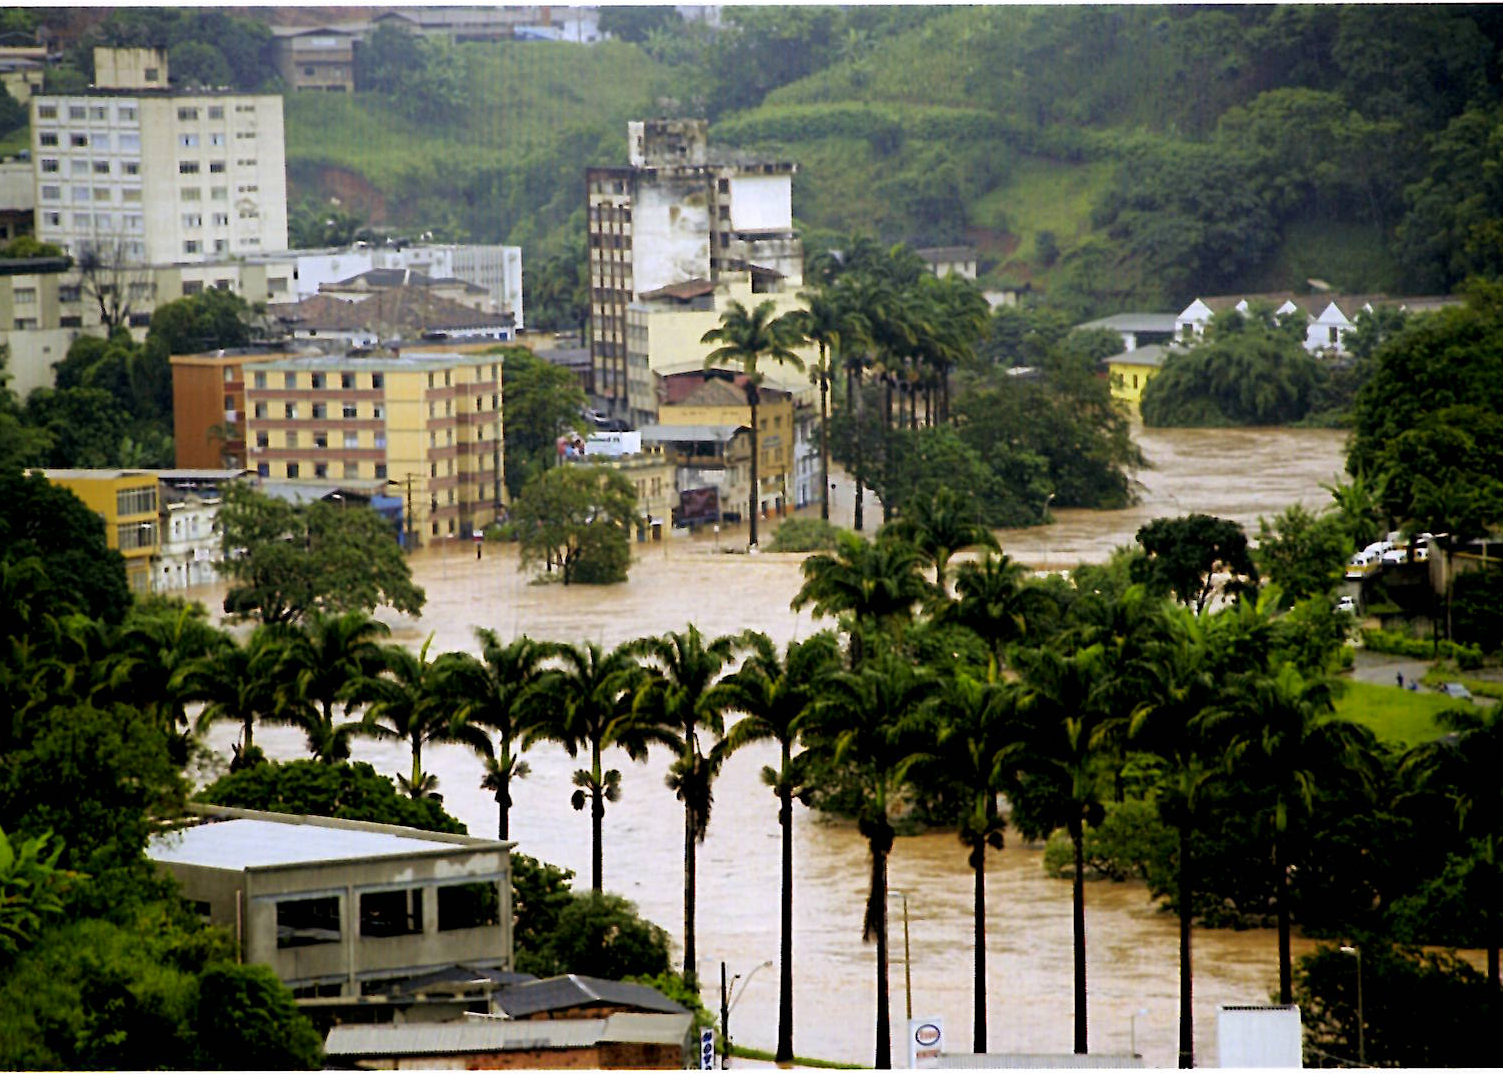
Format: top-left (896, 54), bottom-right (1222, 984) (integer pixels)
top-left (244, 350), bottom-right (504, 543)
top-left (658, 377), bottom-right (794, 516)
top-left (39, 468), bottom-right (160, 595)
top-left (572, 447), bottom-right (679, 541)
top-left (625, 270), bottom-right (817, 426)
top-left (1106, 343), bottom-right (1176, 412)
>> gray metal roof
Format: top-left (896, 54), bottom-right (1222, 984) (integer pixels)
top-left (1102, 343), bottom-right (1182, 369)
top-left (324, 1012), bottom-right (693, 1058)
top-left (492, 974), bottom-right (688, 1018)
top-left (147, 818), bottom-right (470, 871)
top-left (1076, 313), bottom-right (1179, 333)
top-left (253, 350), bottom-right (497, 372)
top-left (638, 423), bottom-right (745, 443)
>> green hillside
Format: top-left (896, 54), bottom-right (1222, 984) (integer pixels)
top-left (275, 5), bottom-right (1503, 316)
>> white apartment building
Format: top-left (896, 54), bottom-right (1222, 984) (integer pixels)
top-left (154, 489), bottom-right (222, 592)
top-left (30, 48), bottom-right (288, 265)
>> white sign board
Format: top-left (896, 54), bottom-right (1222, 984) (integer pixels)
top-left (586, 431), bottom-right (641, 457)
top-left (1217, 1005), bottom-right (1302, 1068)
top-left (699, 1027), bottom-right (715, 1070)
top-left (908, 1016), bottom-right (943, 1068)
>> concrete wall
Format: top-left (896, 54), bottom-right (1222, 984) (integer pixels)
top-left (631, 179), bottom-right (710, 296)
top-left (727, 174), bottom-right (791, 232)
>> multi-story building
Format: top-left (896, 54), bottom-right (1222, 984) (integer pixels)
top-left (0, 155), bottom-right (35, 242)
top-left (286, 243), bottom-right (524, 328)
top-left (270, 25), bottom-right (358, 93)
top-left (791, 401), bottom-right (821, 510)
top-left (242, 349), bottom-right (505, 542)
top-left (38, 467), bottom-right (159, 595)
top-left (30, 47), bottom-right (288, 264)
top-left (0, 253), bottom-right (84, 397)
top-left (587, 118), bottom-right (801, 418)
top-left (655, 375), bottom-right (794, 517)
top-left (170, 346), bottom-right (306, 470)
top-left (151, 469), bottom-right (250, 593)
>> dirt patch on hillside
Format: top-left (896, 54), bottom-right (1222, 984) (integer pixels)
top-left (287, 163), bottom-right (390, 225)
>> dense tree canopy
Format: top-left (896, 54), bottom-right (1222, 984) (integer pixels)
top-left (497, 346), bottom-right (586, 499)
top-left (512, 463), bottom-right (636, 585)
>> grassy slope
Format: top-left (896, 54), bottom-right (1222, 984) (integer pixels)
top-left (1334, 679), bottom-right (1458, 747)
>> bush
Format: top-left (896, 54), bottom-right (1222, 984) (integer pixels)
top-left (1360, 627), bottom-right (1483, 668)
top-left (768, 517), bottom-right (841, 552)
top-left (196, 760), bottom-right (467, 834)
top-left (570, 523), bottom-right (631, 584)
top-left (1042, 799), bottom-right (1174, 882)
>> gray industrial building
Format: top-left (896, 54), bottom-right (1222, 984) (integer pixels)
top-left (146, 806), bottom-right (513, 999)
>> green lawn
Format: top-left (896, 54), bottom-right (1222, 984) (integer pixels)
top-left (1334, 679), bottom-right (1460, 746)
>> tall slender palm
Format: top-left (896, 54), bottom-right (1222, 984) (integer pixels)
top-left (917, 670), bottom-right (1024, 1053)
top-left (804, 645), bottom-right (937, 1069)
top-left (522, 641), bottom-right (659, 892)
top-left (270, 611), bottom-right (390, 762)
top-left (885, 486), bottom-right (1000, 597)
top-left (443, 630), bottom-right (551, 839)
top-left (118, 602), bottom-right (229, 737)
top-left (1128, 605), bottom-right (1219, 1069)
top-left (948, 551), bottom-right (1049, 671)
top-left (1401, 704), bottom-right (1503, 987)
top-left (791, 531), bottom-right (929, 667)
top-left (1222, 663), bottom-right (1379, 1004)
top-left (1013, 642), bottom-right (1116, 1054)
top-left (180, 627), bottom-right (281, 768)
top-left (789, 287), bottom-right (869, 523)
top-left (701, 299), bottom-right (805, 548)
top-left (355, 636), bottom-right (493, 798)
top-left (717, 629), bottom-right (842, 1063)
top-left (628, 625), bottom-right (738, 986)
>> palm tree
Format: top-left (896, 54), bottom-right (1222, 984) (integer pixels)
top-left (787, 288), bottom-right (858, 523)
top-left (628, 625), bottom-right (739, 986)
top-left (118, 601), bottom-right (230, 740)
top-left (803, 644), bottom-right (937, 1069)
top-left (1013, 642), bottom-right (1116, 1054)
top-left (791, 531), bottom-right (929, 667)
top-left (270, 611), bottom-right (390, 762)
top-left (701, 299), bottom-right (805, 548)
top-left (948, 551), bottom-right (1048, 672)
top-left (717, 629), bottom-right (842, 1063)
top-left (1222, 663), bottom-right (1379, 1004)
top-left (917, 669), bottom-right (1024, 1053)
top-left (438, 631), bottom-right (551, 839)
top-left (522, 641), bottom-right (659, 892)
top-left (1128, 604), bottom-right (1220, 1069)
top-left (180, 627), bottom-right (281, 769)
top-left (356, 636), bottom-right (493, 798)
top-left (884, 486), bottom-right (1000, 596)
top-left (1401, 704), bottom-right (1503, 987)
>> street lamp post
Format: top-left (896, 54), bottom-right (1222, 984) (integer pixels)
top-left (1130, 1008), bottom-right (1148, 1059)
top-left (386, 474), bottom-right (418, 552)
top-left (719, 958), bottom-right (773, 1069)
top-left (1340, 945), bottom-right (1364, 1066)
top-left (889, 888), bottom-right (913, 1021)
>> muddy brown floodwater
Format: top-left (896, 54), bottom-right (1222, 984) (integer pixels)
top-left (202, 425), bottom-right (1360, 1066)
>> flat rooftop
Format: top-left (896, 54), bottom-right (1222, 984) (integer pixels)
top-left (253, 350), bottom-right (499, 372)
top-left (147, 817), bottom-right (472, 871)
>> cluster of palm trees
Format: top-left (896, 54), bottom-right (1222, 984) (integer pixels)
top-left (701, 239), bottom-right (992, 541)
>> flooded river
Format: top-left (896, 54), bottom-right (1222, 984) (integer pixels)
top-left (204, 425), bottom-right (1354, 1066)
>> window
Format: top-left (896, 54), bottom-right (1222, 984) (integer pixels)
top-left (182, 280), bottom-right (203, 295)
top-left (59, 315), bottom-right (82, 328)
top-left (275, 896), bottom-right (339, 948)
top-left (253, 371), bottom-right (267, 389)
top-left (209, 160), bottom-right (225, 174)
top-left (255, 431), bottom-right (268, 448)
top-left (209, 132), bottom-right (225, 147)
top-left (312, 402), bottom-right (327, 419)
top-left (182, 213), bottom-right (202, 228)
top-left (39, 132), bottom-right (57, 147)
top-left (211, 186), bottom-right (227, 201)
top-left (371, 373), bottom-right (384, 390)
top-left (116, 520), bottom-right (156, 550)
top-left (253, 402), bottom-right (267, 419)
top-left (314, 462), bottom-right (327, 478)
top-left (287, 430), bottom-right (300, 450)
top-left (360, 889), bottom-right (423, 937)
top-left (179, 133), bottom-right (199, 148)
top-left (437, 882), bottom-right (500, 931)
top-left (236, 130), bottom-right (256, 140)
top-left (342, 402), bottom-right (357, 419)
top-left (12, 287), bottom-right (34, 305)
top-left (178, 107), bottom-right (199, 121)
top-left (237, 159), bottom-right (258, 169)
top-left (257, 462), bottom-right (269, 477)
top-left (123, 161), bottom-right (140, 176)
top-left (181, 187), bottom-right (201, 200)
top-left (36, 104), bottom-right (55, 119)
top-left (90, 104), bottom-right (106, 120)
top-left (119, 105), bottom-right (137, 121)
top-left (179, 161), bottom-right (199, 174)
top-left (59, 284), bottom-right (80, 302)
top-left (374, 463), bottom-right (387, 479)
top-left (313, 431), bottom-right (328, 449)
top-left (122, 188), bottom-right (141, 202)
top-left (284, 373), bottom-right (296, 389)
top-left (344, 462), bottom-right (359, 479)
top-left (119, 133), bottom-right (140, 152)
top-left (71, 159), bottom-right (89, 176)
top-left (207, 105), bottom-right (224, 120)
top-left (40, 158), bottom-right (57, 173)
top-left (42, 211), bottom-right (60, 227)
top-left (11, 317), bottom-right (36, 329)
top-left (340, 372), bottom-right (354, 389)
top-left (285, 462), bottom-right (299, 478)
top-left (41, 185), bottom-right (59, 201)
top-left (70, 133), bottom-right (87, 147)
top-left (116, 486), bottom-right (157, 517)
top-left (92, 161), bottom-right (109, 175)
top-left (214, 276), bottom-right (230, 289)
top-left (68, 105), bottom-right (84, 120)
top-left (310, 373), bottom-right (325, 390)
top-left (372, 404), bottom-right (385, 420)
top-left (284, 403), bottom-right (297, 419)
top-left (93, 188), bottom-right (110, 202)
top-left (183, 240), bottom-right (200, 255)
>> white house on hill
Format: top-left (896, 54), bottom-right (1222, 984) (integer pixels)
top-left (1175, 293), bottom-right (1461, 356)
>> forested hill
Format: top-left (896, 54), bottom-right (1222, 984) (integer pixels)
top-left (40, 6), bottom-right (1503, 320)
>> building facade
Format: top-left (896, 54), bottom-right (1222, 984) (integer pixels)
top-left (242, 350), bottom-right (506, 541)
top-left (588, 119), bottom-right (801, 417)
top-left (271, 26), bottom-right (358, 93)
top-left (30, 48), bottom-right (288, 264)
top-left (656, 377), bottom-right (794, 517)
top-left (38, 468), bottom-right (159, 595)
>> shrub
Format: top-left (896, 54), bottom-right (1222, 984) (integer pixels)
top-left (768, 517), bottom-right (841, 552)
top-left (1360, 627), bottom-right (1483, 668)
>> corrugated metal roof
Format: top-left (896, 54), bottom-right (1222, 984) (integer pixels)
top-left (1103, 343), bottom-right (1182, 369)
top-left (147, 817), bottom-right (475, 870)
top-left (638, 424), bottom-right (746, 444)
top-left (324, 1012), bottom-right (692, 1058)
top-left (1076, 312), bottom-right (1179, 333)
top-left (492, 974), bottom-right (687, 1018)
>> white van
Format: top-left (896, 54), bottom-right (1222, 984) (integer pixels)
top-left (1346, 550), bottom-right (1381, 579)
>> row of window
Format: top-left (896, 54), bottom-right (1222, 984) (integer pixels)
top-left (273, 882), bottom-right (498, 949)
top-left (38, 131), bottom-right (143, 151)
top-left (253, 370), bottom-right (387, 391)
top-left (117, 520), bottom-right (156, 551)
top-left (40, 158), bottom-right (141, 175)
top-left (256, 460), bottom-right (389, 481)
top-left (252, 400), bottom-right (385, 421)
top-left (116, 486), bottom-right (158, 516)
top-left (41, 210), bottom-right (146, 232)
top-left (40, 183), bottom-right (141, 202)
top-left (255, 430), bottom-right (386, 449)
top-left (36, 103), bottom-right (138, 122)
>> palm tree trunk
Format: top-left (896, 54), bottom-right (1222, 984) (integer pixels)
top-left (874, 843), bottom-right (892, 1070)
top-left (411, 733), bottom-right (423, 796)
top-left (749, 392), bottom-right (761, 549)
top-left (853, 367), bottom-right (866, 532)
top-left (973, 838), bottom-right (987, 1053)
top-left (1275, 833), bottom-right (1291, 1004)
top-left (1178, 821), bottom-right (1194, 1068)
top-left (1072, 819), bottom-right (1088, 1055)
top-left (820, 364), bottom-right (831, 523)
top-left (591, 740), bottom-right (604, 892)
top-left (777, 776), bottom-right (795, 1064)
top-left (882, 377), bottom-right (894, 524)
top-left (684, 802), bottom-right (697, 986)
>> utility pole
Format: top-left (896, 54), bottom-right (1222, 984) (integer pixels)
top-left (720, 961), bottom-right (730, 1070)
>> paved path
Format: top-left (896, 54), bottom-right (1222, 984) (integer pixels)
top-left (1349, 648), bottom-right (1432, 689)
